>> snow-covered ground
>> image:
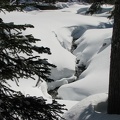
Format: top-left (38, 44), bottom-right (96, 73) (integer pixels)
top-left (1, 2), bottom-right (119, 120)
top-left (62, 93), bottom-right (120, 120)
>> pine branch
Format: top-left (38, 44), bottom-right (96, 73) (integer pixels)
top-left (0, 83), bottom-right (66, 120)
top-left (0, 1), bottom-right (37, 12)
top-left (0, 3), bottom-right (66, 120)
top-left (0, 19), bottom-right (56, 84)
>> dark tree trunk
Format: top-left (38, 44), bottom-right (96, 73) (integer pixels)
top-left (107, 0), bottom-right (120, 114)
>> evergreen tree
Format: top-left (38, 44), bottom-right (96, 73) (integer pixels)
top-left (86, 0), bottom-right (114, 15)
top-left (0, 0), bottom-right (66, 119)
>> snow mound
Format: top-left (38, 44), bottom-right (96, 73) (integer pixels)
top-left (62, 93), bottom-right (120, 120)
top-left (58, 28), bottom-right (112, 101)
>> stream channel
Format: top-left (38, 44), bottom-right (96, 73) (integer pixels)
top-left (48, 32), bottom-right (86, 99)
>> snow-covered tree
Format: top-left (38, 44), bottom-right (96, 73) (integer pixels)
top-left (86, 0), bottom-right (114, 15)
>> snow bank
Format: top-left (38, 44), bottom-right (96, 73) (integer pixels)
top-left (62, 93), bottom-right (120, 120)
top-left (74, 28), bottom-right (112, 65)
top-left (58, 28), bottom-right (112, 100)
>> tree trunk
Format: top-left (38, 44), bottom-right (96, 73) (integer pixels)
top-left (107, 1), bottom-right (120, 114)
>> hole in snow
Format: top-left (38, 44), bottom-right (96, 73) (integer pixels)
top-left (94, 100), bottom-right (108, 113)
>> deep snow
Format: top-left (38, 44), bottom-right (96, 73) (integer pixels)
top-left (62, 93), bottom-right (120, 120)
top-left (1, 2), bottom-right (119, 120)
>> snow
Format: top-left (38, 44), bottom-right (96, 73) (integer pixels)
top-left (1, 2), bottom-right (119, 119)
top-left (58, 28), bottom-right (112, 100)
top-left (47, 75), bottom-right (76, 91)
top-left (62, 93), bottom-right (120, 120)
